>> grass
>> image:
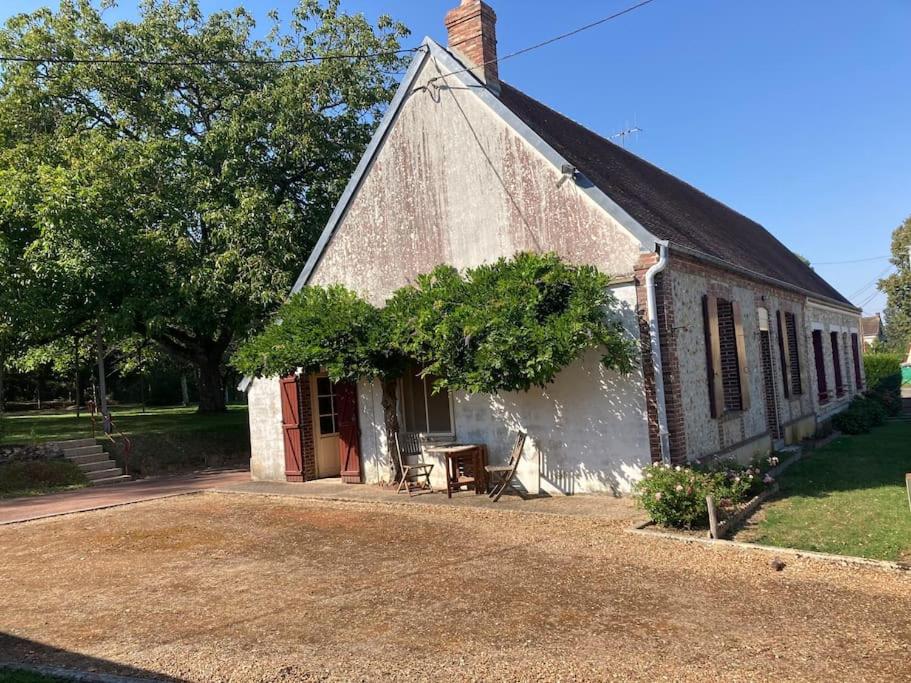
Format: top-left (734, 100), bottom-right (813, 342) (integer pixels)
top-left (0, 460), bottom-right (89, 499)
top-left (740, 420), bottom-right (911, 562)
top-left (0, 404), bottom-right (248, 445)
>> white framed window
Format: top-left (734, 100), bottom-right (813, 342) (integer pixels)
top-left (315, 375), bottom-right (338, 436)
top-left (399, 367), bottom-right (454, 435)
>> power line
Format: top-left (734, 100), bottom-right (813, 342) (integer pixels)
top-left (428, 0), bottom-right (658, 85)
top-left (814, 255), bottom-right (890, 266)
top-left (848, 264), bottom-right (894, 302)
top-left (0, 45), bottom-right (423, 67)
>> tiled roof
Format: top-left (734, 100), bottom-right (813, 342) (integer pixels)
top-left (861, 315), bottom-right (882, 337)
top-left (497, 82), bottom-right (852, 306)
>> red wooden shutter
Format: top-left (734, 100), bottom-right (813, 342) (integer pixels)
top-left (702, 295), bottom-right (723, 418)
top-left (280, 375), bottom-right (305, 482)
top-left (830, 332), bottom-right (844, 397)
top-left (812, 330), bottom-right (828, 404)
top-left (335, 381), bottom-right (362, 484)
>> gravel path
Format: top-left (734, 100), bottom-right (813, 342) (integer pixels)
top-left (0, 492), bottom-right (909, 682)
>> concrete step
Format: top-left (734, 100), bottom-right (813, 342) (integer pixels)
top-left (86, 468), bottom-right (124, 481)
top-left (51, 438), bottom-right (97, 450)
top-left (67, 452), bottom-right (110, 465)
top-left (78, 459), bottom-right (118, 473)
top-left (63, 445), bottom-right (105, 458)
top-left (91, 474), bottom-right (132, 487)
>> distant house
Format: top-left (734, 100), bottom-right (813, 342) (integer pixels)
top-left (242, 0), bottom-right (865, 495)
top-left (861, 314), bottom-right (884, 350)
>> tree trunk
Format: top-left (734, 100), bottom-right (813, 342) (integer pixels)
top-left (180, 374), bottom-right (189, 407)
top-left (73, 335), bottom-right (81, 418)
top-left (95, 324), bottom-right (109, 428)
top-left (381, 377), bottom-right (401, 482)
top-left (196, 358), bottom-right (226, 413)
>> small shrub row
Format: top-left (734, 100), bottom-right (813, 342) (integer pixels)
top-left (0, 459), bottom-right (88, 498)
top-left (634, 456), bottom-right (778, 529)
top-left (832, 395), bottom-right (887, 434)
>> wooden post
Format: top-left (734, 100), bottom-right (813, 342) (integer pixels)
top-left (706, 495), bottom-right (719, 540)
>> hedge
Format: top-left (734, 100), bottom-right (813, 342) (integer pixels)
top-left (863, 353), bottom-right (903, 417)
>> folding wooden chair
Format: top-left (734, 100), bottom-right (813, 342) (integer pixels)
top-left (484, 431), bottom-right (527, 502)
top-left (394, 432), bottom-right (434, 496)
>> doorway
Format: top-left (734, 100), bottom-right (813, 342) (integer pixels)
top-left (310, 374), bottom-right (341, 478)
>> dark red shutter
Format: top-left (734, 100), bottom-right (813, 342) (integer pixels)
top-left (280, 375), bottom-right (305, 482)
top-left (812, 330), bottom-right (828, 404)
top-left (851, 333), bottom-right (863, 389)
top-left (335, 381), bottom-right (362, 484)
top-left (830, 332), bottom-right (844, 397)
top-left (776, 311), bottom-right (790, 398)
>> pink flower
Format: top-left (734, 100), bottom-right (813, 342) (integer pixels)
top-left (675, 484), bottom-right (683, 492)
top-left (654, 492), bottom-right (663, 500)
top-left (763, 474), bottom-right (774, 484)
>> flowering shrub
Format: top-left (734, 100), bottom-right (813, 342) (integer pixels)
top-left (635, 457), bottom-right (779, 529)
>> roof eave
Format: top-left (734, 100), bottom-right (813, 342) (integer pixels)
top-left (668, 242), bottom-right (861, 314)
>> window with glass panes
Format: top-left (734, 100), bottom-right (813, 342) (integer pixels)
top-left (400, 367), bottom-right (453, 434)
top-left (315, 376), bottom-right (338, 435)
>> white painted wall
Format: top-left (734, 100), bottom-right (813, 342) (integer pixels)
top-left (352, 285), bottom-right (651, 495)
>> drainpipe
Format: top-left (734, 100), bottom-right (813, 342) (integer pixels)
top-left (645, 241), bottom-right (671, 464)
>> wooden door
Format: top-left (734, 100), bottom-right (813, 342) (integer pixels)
top-left (310, 374), bottom-right (341, 478)
top-left (280, 375), bottom-right (305, 482)
top-left (335, 381), bottom-right (362, 484)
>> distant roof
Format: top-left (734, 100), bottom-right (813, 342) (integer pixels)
top-left (496, 83), bottom-right (853, 307)
top-left (862, 315), bottom-right (882, 337)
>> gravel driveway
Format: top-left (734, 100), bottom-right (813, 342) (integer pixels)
top-left (0, 492), bottom-right (909, 681)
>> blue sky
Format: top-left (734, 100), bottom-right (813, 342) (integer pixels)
top-left (3, 0), bottom-right (909, 314)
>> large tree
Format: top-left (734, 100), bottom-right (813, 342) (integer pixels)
top-left (880, 215), bottom-right (911, 354)
top-left (0, 0), bottom-right (409, 411)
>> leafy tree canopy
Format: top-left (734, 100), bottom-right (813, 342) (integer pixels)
top-left (387, 252), bottom-right (636, 394)
top-left (0, 0), bottom-right (409, 411)
top-left (881, 215), bottom-right (911, 353)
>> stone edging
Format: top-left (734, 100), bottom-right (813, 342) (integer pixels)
top-left (626, 524), bottom-right (910, 573)
top-left (0, 661), bottom-right (163, 683)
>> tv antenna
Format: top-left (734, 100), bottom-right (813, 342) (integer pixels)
top-left (610, 120), bottom-right (643, 147)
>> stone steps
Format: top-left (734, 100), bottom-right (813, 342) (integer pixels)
top-left (52, 438), bottom-right (130, 487)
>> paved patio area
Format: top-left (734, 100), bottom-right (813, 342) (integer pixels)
top-left (0, 469), bottom-right (250, 524)
top-left (1, 491), bottom-right (909, 681)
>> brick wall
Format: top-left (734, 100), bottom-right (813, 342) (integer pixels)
top-left (635, 253), bottom-right (687, 465)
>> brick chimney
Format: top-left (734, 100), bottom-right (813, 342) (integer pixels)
top-left (444, 0), bottom-right (499, 93)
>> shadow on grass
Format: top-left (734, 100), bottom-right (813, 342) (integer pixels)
top-left (776, 421), bottom-right (911, 498)
top-left (0, 632), bottom-right (185, 681)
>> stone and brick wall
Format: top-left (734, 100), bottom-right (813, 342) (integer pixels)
top-left (804, 302), bottom-right (864, 421)
top-left (662, 251), bottom-right (835, 462)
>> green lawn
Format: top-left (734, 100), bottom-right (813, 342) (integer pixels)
top-left (740, 421), bottom-right (911, 562)
top-left (0, 404), bottom-right (248, 445)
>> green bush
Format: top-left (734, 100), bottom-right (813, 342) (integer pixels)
top-left (832, 396), bottom-right (888, 435)
top-left (863, 353), bottom-right (902, 416)
top-left (0, 459), bottom-right (88, 497)
top-left (635, 461), bottom-right (775, 528)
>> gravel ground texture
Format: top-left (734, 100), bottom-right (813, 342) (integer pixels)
top-left (0, 492), bottom-right (909, 682)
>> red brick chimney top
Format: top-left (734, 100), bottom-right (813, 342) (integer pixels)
top-left (444, 0), bottom-right (499, 93)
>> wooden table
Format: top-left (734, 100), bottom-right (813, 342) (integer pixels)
top-left (424, 444), bottom-right (487, 498)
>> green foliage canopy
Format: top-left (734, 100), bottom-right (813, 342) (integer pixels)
top-left (0, 0), bottom-right (409, 410)
top-left (881, 215), bottom-right (911, 353)
top-left (387, 252), bottom-right (636, 394)
top-left (233, 285), bottom-right (406, 383)
top-left (236, 252), bottom-right (636, 395)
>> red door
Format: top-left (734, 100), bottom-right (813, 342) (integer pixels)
top-left (280, 375), bottom-right (305, 482)
top-left (335, 381), bottom-right (362, 484)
